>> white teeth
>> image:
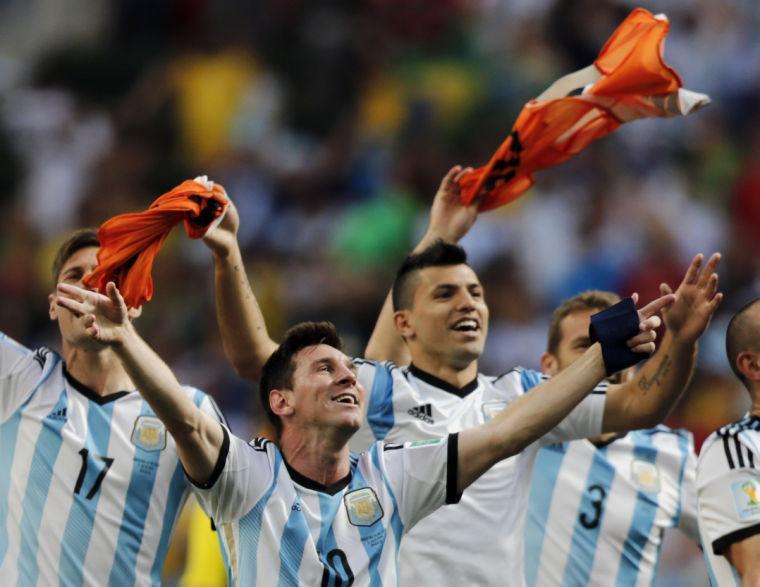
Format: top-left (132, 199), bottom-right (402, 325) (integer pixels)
top-left (333, 394), bottom-right (356, 405)
top-left (453, 319), bottom-right (478, 331)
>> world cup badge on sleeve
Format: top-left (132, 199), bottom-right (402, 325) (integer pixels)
top-left (344, 488), bottom-right (384, 527)
top-left (131, 416), bottom-right (167, 451)
top-left (731, 479), bottom-right (760, 521)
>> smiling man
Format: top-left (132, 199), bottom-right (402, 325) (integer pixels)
top-left (55, 275), bottom-right (667, 585)
top-left (202, 166), bottom-right (721, 585)
top-left (0, 230), bottom-right (224, 586)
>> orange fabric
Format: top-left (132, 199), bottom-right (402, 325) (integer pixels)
top-left (84, 179), bottom-right (229, 309)
top-left (459, 8), bottom-right (699, 211)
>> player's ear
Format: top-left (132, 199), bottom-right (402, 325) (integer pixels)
top-left (394, 310), bottom-right (414, 339)
top-left (736, 351), bottom-right (760, 383)
top-left (269, 389), bottom-right (295, 418)
top-left (539, 352), bottom-right (558, 376)
top-left (48, 292), bottom-right (59, 321)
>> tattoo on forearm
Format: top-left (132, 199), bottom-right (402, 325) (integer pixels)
top-left (638, 355), bottom-right (672, 392)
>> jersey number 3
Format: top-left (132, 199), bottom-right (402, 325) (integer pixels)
top-left (579, 484), bottom-right (607, 529)
top-left (74, 448), bottom-right (114, 499)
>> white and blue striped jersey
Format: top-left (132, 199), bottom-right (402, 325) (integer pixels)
top-left (0, 331), bottom-right (224, 586)
top-left (193, 427), bottom-right (459, 586)
top-left (697, 415), bottom-right (760, 587)
top-left (351, 362), bottom-right (607, 586)
top-left (524, 426), bottom-right (698, 587)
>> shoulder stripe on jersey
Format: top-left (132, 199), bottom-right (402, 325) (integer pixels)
top-left (721, 432), bottom-right (736, 469)
top-left (735, 433), bottom-right (746, 468)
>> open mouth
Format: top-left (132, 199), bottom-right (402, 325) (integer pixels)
top-left (332, 393), bottom-right (358, 406)
top-left (451, 318), bottom-right (479, 333)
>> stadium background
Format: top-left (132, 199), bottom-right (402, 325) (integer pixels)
top-left (0, 0), bottom-right (757, 584)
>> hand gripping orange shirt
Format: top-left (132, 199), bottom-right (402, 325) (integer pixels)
top-left (459, 7), bottom-right (710, 212)
top-left (84, 177), bottom-right (229, 309)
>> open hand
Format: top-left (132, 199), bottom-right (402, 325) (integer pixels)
top-left (660, 253), bottom-right (723, 343)
top-left (56, 282), bottom-right (130, 346)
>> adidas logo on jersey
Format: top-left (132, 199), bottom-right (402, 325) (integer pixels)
top-left (49, 406), bottom-right (67, 421)
top-left (408, 403), bottom-right (434, 424)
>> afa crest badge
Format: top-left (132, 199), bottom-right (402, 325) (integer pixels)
top-left (131, 416), bottom-right (167, 451)
top-left (630, 459), bottom-right (660, 493)
top-left (344, 488), bottom-right (383, 527)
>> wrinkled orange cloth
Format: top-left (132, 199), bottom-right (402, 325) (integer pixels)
top-left (459, 8), bottom-right (709, 211)
top-left (84, 178), bottom-right (229, 308)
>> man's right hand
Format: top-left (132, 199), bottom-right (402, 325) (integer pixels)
top-left (417, 165), bottom-right (478, 250)
top-left (202, 196), bottom-right (240, 259)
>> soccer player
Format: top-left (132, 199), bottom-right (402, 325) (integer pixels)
top-left (524, 290), bottom-right (704, 587)
top-left (697, 299), bottom-right (760, 585)
top-left (55, 278), bottom-right (666, 585)
top-left (0, 229), bottom-right (224, 585)
top-left (201, 167), bottom-right (722, 585)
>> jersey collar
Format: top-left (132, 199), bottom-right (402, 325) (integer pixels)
top-left (63, 366), bottom-right (132, 405)
top-left (283, 458), bottom-right (353, 495)
top-left (408, 364), bottom-right (479, 398)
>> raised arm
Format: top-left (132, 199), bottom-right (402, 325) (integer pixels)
top-left (365, 165), bottom-right (477, 363)
top-left (602, 252), bottom-right (722, 432)
top-left (56, 282), bottom-right (224, 483)
top-left (202, 199), bottom-right (278, 381)
top-left (456, 293), bottom-right (672, 493)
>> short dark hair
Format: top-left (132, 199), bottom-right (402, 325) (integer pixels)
top-left (546, 290), bottom-right (620, 355)
top-left (391, 240), bottom-right (469, 311)
top-left (259, 321), bottom-right (343, 434)
top-left (726, 298), bottom-right (760, 388)
top-left (51, 229), bottom-right (99, 287)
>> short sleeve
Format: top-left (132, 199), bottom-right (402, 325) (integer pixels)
top-left (379, 434), bottom-right (459, 531)
top-left (697, 436), bottom-right (760, 555)
top-left (0, 333), bottom-right (49, 421)
top-left (191, 429), bottom-right (277, 524)
top-left (538, 389), bottom-right (607, 445)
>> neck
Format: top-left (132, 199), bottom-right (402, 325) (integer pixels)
top-left (62, 342), bottom-right (134, 396)
top-left (278, 425), bottom-right (352, 486)
top-left (409, 353), bottom-right (479, 389)
top-left (750, 385), bottom-right (760, 419)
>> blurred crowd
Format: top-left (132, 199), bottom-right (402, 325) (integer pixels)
top-left (0, 0), bottom-right (758, 583)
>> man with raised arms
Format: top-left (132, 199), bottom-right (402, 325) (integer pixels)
top-left (56, 276), bottom-right (667, 585)
top-left (201, 168), bottom-right (721, 585)
top-left (0, 230), bottom-right (224, 586)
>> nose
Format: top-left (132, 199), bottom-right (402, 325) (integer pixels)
top-left (456, 290), bottom-right (476, 310)
top-left (336, 364), bottom-right (357, 387)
